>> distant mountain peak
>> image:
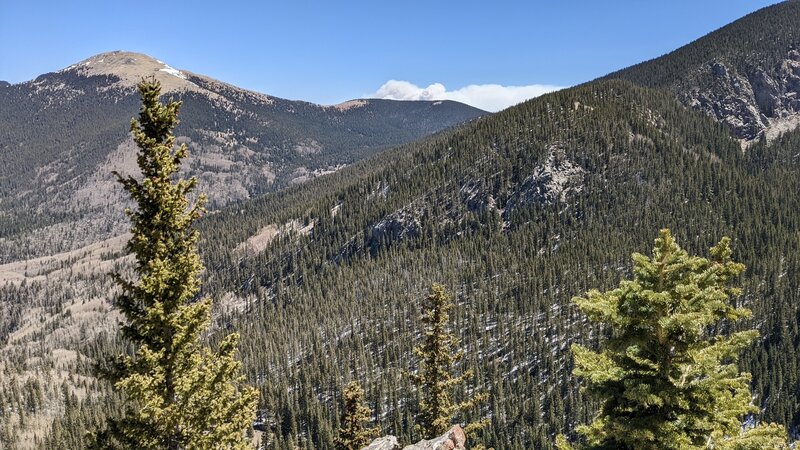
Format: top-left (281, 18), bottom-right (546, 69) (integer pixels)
top-left (59, 50), bottom-right (201, 93)
top-left (330, 99), bottom-right (369, 111)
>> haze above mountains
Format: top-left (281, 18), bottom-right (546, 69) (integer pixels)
top-left (2, 2), bottom-right (800, 449)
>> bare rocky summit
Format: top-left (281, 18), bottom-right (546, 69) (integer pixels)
top-left (63, 51), bottom-right (198, 93)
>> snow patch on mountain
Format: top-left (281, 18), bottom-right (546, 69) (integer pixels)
top-left (157, 61), bottom-right (187, 80)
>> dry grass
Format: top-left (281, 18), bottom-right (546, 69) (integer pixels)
top-left (71, 51), bottom-right (199, 94)
top-left (234, 219), bottom-right (314, 256)
top-left (0, 233), bottom-right (130, 285)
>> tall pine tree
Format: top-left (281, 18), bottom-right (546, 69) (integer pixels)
top-left (411, 284), bottom-right (488, 440)
top-left (335, 381), bottom-right (378, 450)
top-left (558, 230), bottom-right (788, 450)
top-left (97, 78), bottom-right (257, 450)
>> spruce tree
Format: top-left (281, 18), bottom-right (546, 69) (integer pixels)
top-left (558, 230), bottom-right (788, 450)
top-left (411, 284), bottom-right (488, 439)
top-left (98, 78), bottom-right (257, 449)
top-left (335, 381), bottom-right (378, 450)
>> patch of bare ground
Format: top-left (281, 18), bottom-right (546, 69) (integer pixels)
top-left (235, 219), bottom-right (315, 255)
top-left (0, 234), bottom-right (131, 448)
top-left (765, 114), bottom-right (800, 142)
top-left (0, 234), bottom-right (130, 285)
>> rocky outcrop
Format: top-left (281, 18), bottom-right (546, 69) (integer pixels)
top-left (682, 50), bottom-right (800, 141)
top-left (504, 149), bottom-right (584, 215)
top-left (403, 426), bottom-right (466, 450)
top-left (362, 436), bottom-right (400, 450)
top-left (360, 425), bottom-right (466, 450)
top-left (371, 208), bottom-right (423, 243)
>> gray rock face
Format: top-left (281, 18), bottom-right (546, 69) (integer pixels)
top-left (402, 426), bottom-right (466, 450)
top-left (362, 435), bottom-right (400, 450)
top-left (371, 208), bottom-right (422, 243)
top-left (505, 150), bottom-right (584, 215)
top-left (683, 50), bottom-right (800, 140)
top-left (361, 426), bottom-right (466, 450)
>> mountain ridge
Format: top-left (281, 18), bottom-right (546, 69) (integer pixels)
top-left (0, 51), bottom-right (487, 262)
top-left (24, 50), bottom-right (456, 111)
top-left (605, 0), bottom-right (800, 141)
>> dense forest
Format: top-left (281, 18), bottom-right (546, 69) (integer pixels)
top-left (2, 2), bottom-right (800, 449)
top-left (197, 80), bottom-right (800, 449)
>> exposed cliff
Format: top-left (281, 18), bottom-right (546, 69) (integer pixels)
top-left (607, 1), bottom-right (800, 141)
top-left (681, 50), bottom-right (800, 141)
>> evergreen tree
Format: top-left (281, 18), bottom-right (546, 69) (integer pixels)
top-left (335, 381), bottom-right (378, 450)
top-left (557, 230), bottom-right (788, 450)
top-left (411, 284), bottom-right (488, 439)
top-left (97, 78), bottom-right (257, 449)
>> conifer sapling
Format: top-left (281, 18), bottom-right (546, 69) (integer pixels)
top-left (97, 78), bottom-right (258, 450)
top-left (411, 284), bottom-right (488, 441)
top-left (557, 229), bottom-right (788, 450)
top-left (336, 381), bottom-right (379, 450)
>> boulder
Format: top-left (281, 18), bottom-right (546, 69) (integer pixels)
top-left (362, 435), bottom-right (400, 450)
top-left (361, 425), bottom-right (467, 450)
top-left (402, 425), bottom-right (466, 450)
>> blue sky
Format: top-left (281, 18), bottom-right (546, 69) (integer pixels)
top-left (0, 0), bottom-right (783, 110)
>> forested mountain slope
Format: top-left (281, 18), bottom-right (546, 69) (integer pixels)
top-left (0, 51), bottom-right (485, 263)
top-left (16, 80), bottom-right (799, 449)
top-left (606, 0), bottom-right (800, 141)
top-left (183, 80), bottom-right (799, 449)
